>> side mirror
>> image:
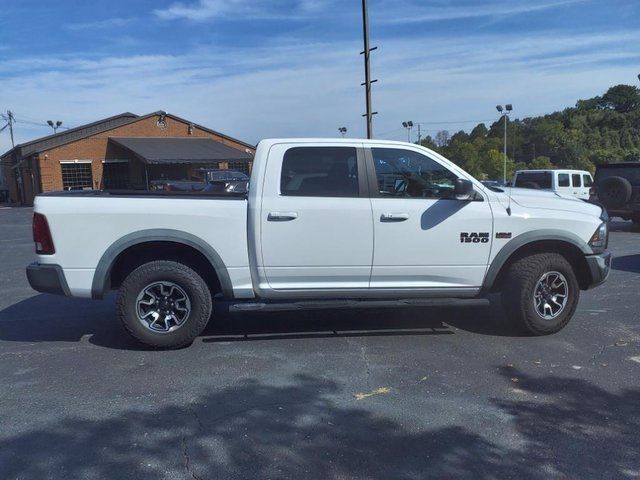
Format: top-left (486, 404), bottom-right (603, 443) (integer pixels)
top-left (454, 178), bottom-right (474, 200)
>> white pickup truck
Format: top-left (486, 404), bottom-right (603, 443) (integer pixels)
top-left (27, 139), bottom-right (611, 348)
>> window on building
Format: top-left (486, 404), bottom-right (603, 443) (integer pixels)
top-left (103, 161), bottom-right (129, 189)
top-left (61, 161), bottom-right (93, 190)
top-left (372, 148), bottom-right (458, 198)
top-left (281, 147), bottom-right (359, 197)
top-left (227, 161), bottom-right (250, 174)
top-left (572, 174), bottom-right (582, 187)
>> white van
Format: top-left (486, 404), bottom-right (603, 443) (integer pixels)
top-left (512, 169), bottom-right (594, 199)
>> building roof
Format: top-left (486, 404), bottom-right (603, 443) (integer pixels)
top-left (109, 137), bottom-right (253, 164)
top-left (1, 111), bottom-right (255, 160)
top-left (1, 112), bottom-right (138, 160)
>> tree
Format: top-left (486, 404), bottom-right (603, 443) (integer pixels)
top-left (424, 84), bottom-right (640, 175)
top-left (419, 135), bottom-right (438, 150)
top-left (470, 123), bottom-right (488, 139)
top-left (435, 130), bottom-right (450, 147)
top-left (530, 156), bottom-right (554, 169)
top-left (598, 85), bottom-right (640, 113)
top-left (479, 149), bottom-right (511, 180)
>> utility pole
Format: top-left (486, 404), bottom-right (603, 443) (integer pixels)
top-left (6, 110), bottom-right (15, 148)
top-left (361, 0), bottom-right (377, 139)
top-left (3, 110), bottom-right (23, 203)
top-left (417, 123), bottom-right (422, 145)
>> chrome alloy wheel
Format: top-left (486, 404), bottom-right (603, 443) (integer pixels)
top-left (135, 281), bottom-right (191, 333)
top-left (533, 271), bottom-right (568, 320)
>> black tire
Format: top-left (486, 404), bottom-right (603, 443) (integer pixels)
top-left (116, 260), bottom-right (212, 348)
top-left (522, 181), bottom-right (541, 189)
top-left (597, 176), bottom-right (632, 209)
top-left (501, 253), bottom-right (580, 335)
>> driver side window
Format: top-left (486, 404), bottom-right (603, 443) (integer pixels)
top-left (371, 148), bottom-right (458, 199)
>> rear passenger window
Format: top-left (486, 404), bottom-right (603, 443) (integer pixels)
top-left (583, 174), bottom-right (593, 187)
top-left (558, 174), bottom-right (570, 187)
top-left (514, 172), bottom-right (552, 189)
top-left (572, 174), bottom-right (581, 187)
top-left (281, 147), bottom-right (359, 197)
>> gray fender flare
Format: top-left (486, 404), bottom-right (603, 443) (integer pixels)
top-left (91, 229), bottom-right (233, 299)
top-left (481, 229), bottom-right (593, 293)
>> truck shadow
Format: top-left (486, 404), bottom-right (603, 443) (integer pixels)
top-left (611, 254), bottom-right (640, 274)
top-left (1, 370), bottom-right (638, 479)
top-left (0, 294), bottom-right (519, 350)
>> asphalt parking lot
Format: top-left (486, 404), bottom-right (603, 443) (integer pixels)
top-left (1, 206), bottom-right (639, 480)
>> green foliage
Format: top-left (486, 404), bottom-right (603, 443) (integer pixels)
top-left (530, 156), bottom-right (554, 169)
top-left (423, 84), bottom-right (640, 179)
top-left (599, 85), bottom-right (640, 113)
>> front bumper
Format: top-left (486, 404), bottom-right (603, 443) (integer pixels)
top-left (26, 263), bottom-right (70, 296)
top-left (585, 251), bottom-right (611, 289)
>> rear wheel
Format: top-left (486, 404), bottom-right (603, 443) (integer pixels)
top-left (501, 253), bottom-right (580, 335)
top-left (116, 260), bottom-right (212, 348)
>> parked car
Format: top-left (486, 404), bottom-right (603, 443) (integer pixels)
top-left (589, 162), bottom-right (640, 224)
top-left (27, 139), bottom-right (610, 348)
top-left (201, 169), bottom-right (249, 194)
top-left (150, 179), bottom-right (205, 192)
top-left (512, 169), bottom-right (593, 199)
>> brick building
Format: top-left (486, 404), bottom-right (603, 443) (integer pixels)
top-left (0, 111), bottom-right (255, 205)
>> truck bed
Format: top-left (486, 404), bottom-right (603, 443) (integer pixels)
top-left (33, 192), bottom-right (252, 298)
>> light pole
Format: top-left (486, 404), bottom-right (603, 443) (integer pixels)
top-left (496, 104), bottom-right (512, 182)
top-left (47, 120), bottom-right (63, 133)
top-left (402, 121), bottom-right (414, 142)
top-left (338, 127), bottom-right (347, 138)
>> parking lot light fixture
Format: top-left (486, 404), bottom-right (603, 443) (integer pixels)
top-left (338, 127), bottom-right (348, 138)
top-left (47, 120), bottom-right (63, 133)
top-left (402, 121), bottom-right (414, 142)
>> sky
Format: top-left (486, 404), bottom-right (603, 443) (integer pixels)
top-left (0, 0), bottom-right (639, 149)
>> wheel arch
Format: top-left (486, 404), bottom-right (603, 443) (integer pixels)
top-left (91, 229), bottom-right (233, 300)
top-left (482, 230), bottom-right (594, 294)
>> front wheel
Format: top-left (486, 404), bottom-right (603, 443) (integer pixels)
top-left (116, 260), bottom-right (213, 348)
top-left (501, 253), bottom-right (580, 335)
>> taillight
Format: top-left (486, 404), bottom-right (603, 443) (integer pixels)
top-left (589, 186), bottom-right (597, 197)
top-left (164, 184), bottom-right (172, 191)
top-left (32, 213), bottom-right (55, 255)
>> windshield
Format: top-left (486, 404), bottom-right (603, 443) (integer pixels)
top-left (207, 171), bottom-right (249, 182)
top-left (514, 171), bottom-right (552, 189)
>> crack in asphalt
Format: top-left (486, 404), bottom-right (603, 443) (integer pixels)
top-left (182, 405), bottom-right (205, 480)
top-left (188, 405), bottom-right (205, 432)
top-left (589, 339), bottom-right (635, 364)
top-left (344, 336), bottom-right (372, 386)
top-left (181, 436), bottom-right (204, 480)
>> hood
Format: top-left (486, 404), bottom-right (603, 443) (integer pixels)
top-left (495, 187), bottom-right (603, 217)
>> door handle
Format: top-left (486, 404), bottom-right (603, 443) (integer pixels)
top-left (380, 213), bottom-right (409, 222)
top-left (268, 212), bottom-right (298, 221)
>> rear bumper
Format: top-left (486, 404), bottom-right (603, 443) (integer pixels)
top-left (26, 263), bottom-right (70, 296)
top-left (584, 252), bottom-right (611, 290)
